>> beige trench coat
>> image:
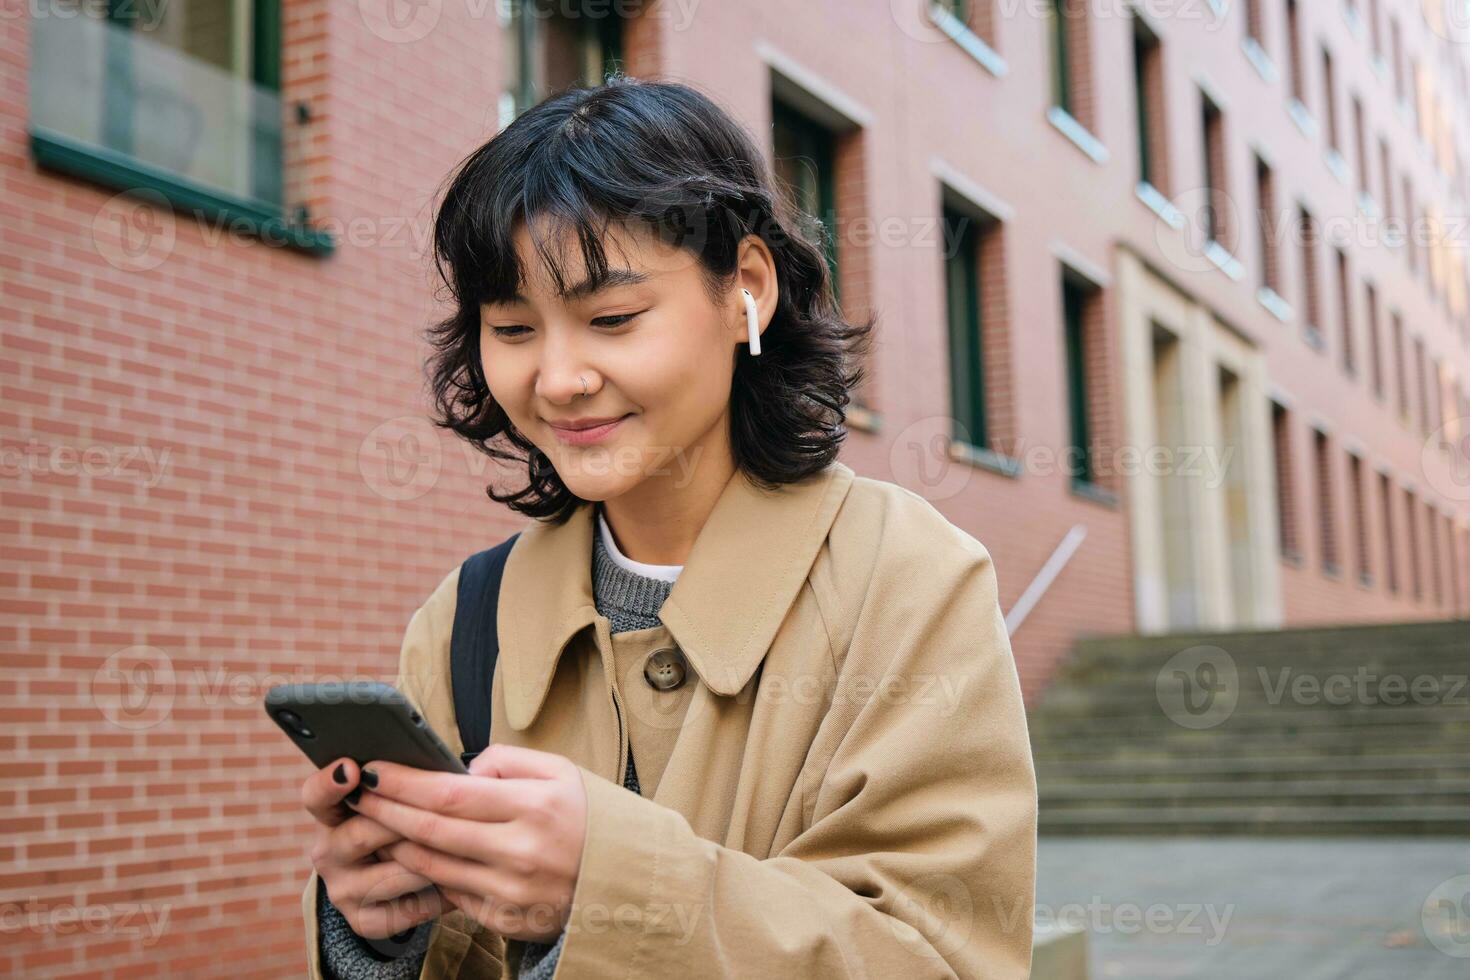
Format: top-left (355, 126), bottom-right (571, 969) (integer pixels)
top-left (300, 459), bottom-right (1037, 978)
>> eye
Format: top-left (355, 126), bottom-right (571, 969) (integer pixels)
top-left (593, 311), bottom-right (642, 328)
top-left (489, 325), bottom-right (530, 339)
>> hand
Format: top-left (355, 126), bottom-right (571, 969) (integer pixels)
top-left (345, 743), bottom-right (589, 942)
top-left (302, 756), bottom-right (448, 939)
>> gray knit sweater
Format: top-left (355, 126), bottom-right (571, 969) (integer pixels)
top-left (317, 513), bottom-right (677, 980)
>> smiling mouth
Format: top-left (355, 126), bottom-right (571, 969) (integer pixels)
top-left (547, 414), bottom-right (632, 445)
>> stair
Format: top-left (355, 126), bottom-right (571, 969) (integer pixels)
top-left (1028, 618), bottom-right (1470, 835)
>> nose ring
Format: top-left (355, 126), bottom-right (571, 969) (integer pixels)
top-left (579, 376), bottom-right (588, 397)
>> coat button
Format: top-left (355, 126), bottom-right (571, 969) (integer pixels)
top-left (643, 646), bottom-right (688, 691)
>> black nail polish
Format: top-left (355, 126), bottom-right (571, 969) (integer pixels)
top-left (360, 768), bottom-right (379, 790)
top-left (345, 788), bottom-right (363, 806)
top-left (332, 763), bottom-right (347, 785)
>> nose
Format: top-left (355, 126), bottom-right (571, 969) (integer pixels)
top-left (532, 327), bottom-right (594, 406)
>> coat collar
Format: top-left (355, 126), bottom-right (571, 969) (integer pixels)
top-left (497, 460), bottom-right (856, 730)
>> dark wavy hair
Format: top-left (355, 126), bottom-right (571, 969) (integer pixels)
top-left (425, 74), bottom-right (876, 525)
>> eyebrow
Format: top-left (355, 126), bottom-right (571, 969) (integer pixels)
top-left (505, 267), bottom-right (652, 305)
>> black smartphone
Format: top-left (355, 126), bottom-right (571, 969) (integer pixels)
top-left (264, 681), bottom-right (468, 775)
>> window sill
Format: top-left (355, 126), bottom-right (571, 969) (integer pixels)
top-left (1257, 286), bottom-right (1293, 323)
top-left (1069, 478), bottom-right (1118, 509)
top-left (1280, 549), bottom-right (1304, 568)
top-left (1287, 99), bottom-right (1318, 140)
top-left (1046, 106), bottom-right (1108, 165)
top-left (29, 126), bottom-right (335, 257)
top-left (1205, 240), bottom-right (1244, 281)
top-left (1136, 181), bottom-right (1185, 229)
top-left (1322, 561), bottom-right (1343, 580)
top-left (947, 439), bottom-right (1022, 478)
top-left (1241, 37), bottom-right (1277, 84)
top-left (1357, 571), bottom-right (1375, 590)
top-left (846, 405), bottom-right (883, 433)
top-left (1324, 148), bottom-right (1351, 185)
top-left (1303, 324), bottom-right (1326, 352)
top-left (927, 3), bottom-right (1007, 78)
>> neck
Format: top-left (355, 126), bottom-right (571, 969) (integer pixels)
top-left (599, 428), bottom-right (735, 566)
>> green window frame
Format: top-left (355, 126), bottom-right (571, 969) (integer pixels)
top-left (771, 101), bottom-right (840, 307)
top-left (28, 0), bottom-right (331, 254)
top-left (1045, 0), bottom-right (1071, 115)
top-left (1132, 18), bottom-right (1156, 188)
top-left (1062, 275), bottom-right (1096, 488)
top-left (943, 207), bottom-right (986, 449)
top-left (503, 0), bottom-right (625, 123)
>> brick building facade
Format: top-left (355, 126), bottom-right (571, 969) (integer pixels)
top-left (3, 0), bottom-right (1468, 975)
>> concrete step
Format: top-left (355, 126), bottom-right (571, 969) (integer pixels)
top-left (1039, 777), bottom-right (1470, 806)
top-left (1036, 752), bottom-right (1470, 782)
top-left (1028, 707), bottom-right (1470, 738)
top-left (1038, 804), bottom-right (1470, 835)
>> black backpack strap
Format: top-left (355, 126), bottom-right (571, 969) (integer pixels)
top-left (450, 532), bottom-right (521, 767)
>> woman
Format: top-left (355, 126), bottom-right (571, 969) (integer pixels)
top-left (297, 75), bottom-right (1037, 980)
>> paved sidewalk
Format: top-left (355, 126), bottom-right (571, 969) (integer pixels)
top-left (1035, 836), bottom-right (1470, 979)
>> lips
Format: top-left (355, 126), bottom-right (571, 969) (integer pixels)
top-left (547, 414), bottom-right (631, 446)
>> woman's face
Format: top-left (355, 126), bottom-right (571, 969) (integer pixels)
top-left (480, 217), bottom-right (756, 502)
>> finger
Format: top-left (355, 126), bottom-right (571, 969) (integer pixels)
top-left (335, 859), bottom-right (438, 908)
top-left (326, 814), bottom-right (411, 867)
top-left (468, 743), bottom-right (568, 780)
top-left (352, 885), bottom-right (447, 940)
top-left (303, 757), bottom-right (361, 827)
top-left (360, 760), bottom-right (538, 821)
top-left (348, 789), bottom-right (526, 868)
top-left (382, 838), bottom-right (519, 902)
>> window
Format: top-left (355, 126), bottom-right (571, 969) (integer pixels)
top-left (1044, 0), bottom-right (1094, 133)
top-left (1244, 0), bottom-right (1265, 48)
top-left (1379, 471), bottom-right (1397, 594)
top-left (1352, 94), bottom-right (1368, 197)
top-left (1060, 270), bottom-right (1109, 494)
top-left (1367, 0), bottom-right (1382, 61)
top-left (26, 0), bottom-right (329, 252)
top-left (1286, 0), bottom-right (1306, 105)
top-left (1313, 428), bottom-right (1339, 574)
top-left (1365, 281), bottom-right (1383, 398)
top-left (1336, 247), bottom-right (1355, 375)
top-left (934, 0), bottom-right (998, 51)
top-left (502, 0), bottom-right (624, 125)
top-left (1428, 502), bottom-right (1445, 606)
top-left (1321, 47), bottom-right (1340, 156)
top-left (1390, 16), bottom-right (1405, 103)
top-left (1272, 402), bottom-right (1300, 560)
top-left (1348, 453), bottom-right (1370, 585)
top-left (1414, 336), bottom-right (1430, 434)
top-left (942, 205), bottom-right (992, 452)
top-left (772, 101), bottom-right (839, 307)
top-left (1201, 90), bottom-right (1231, 251)
top-left (1392, 311), bottom-right (1409, 419)
top-left (1405, 487), bottom-right (1422, 600)
top-left (1132, 15), bottom-right (1167, 193)
top-left (1404, 176), bottom-right (1417, 273)
top-left (1300, 206), bottom-right (1323, 346)
top-left (1379, 137), bottom-right (1394, 227)
top-left (1256, 156), bottom-right (1281, 296)
top-left (1045, 0), bottom-right (1071, 116)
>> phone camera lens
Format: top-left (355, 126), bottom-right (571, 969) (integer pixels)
top-left (408, 710), bottom-right (423, 726)
top-left (275, 709), bottom-right (314, 739)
